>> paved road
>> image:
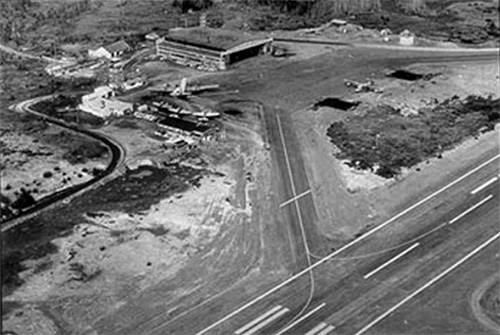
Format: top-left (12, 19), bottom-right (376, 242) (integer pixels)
top-left (1, 96), bottom-right (125, 230)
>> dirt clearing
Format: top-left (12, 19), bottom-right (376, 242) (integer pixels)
top-left (294, 60), bottom-right (499, 238)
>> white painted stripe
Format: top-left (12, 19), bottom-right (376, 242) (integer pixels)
top-left (241, 308), bottom-right (289, 335)
top-left (304, 322), bottom-right (328, 335)
top-left (471, 177), bottom-right (498, 194)
top-left (316, 325), bottom-right (336, 335)
top-left (235, 305), bottom-right (283, 335)
top-left (280, 189), bottom-right (312, 208)
top-left (449, 195), bottom-right (494, 224)
top-left (354, 231), bottom-right (500, 335)
top-left (275, 303), bottom-right (326, 335)
top-left (364, 243), bottom-right (420, 279)
top-left (195, 154), bottom-right (500, 335)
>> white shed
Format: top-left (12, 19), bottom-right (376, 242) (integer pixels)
top-left (399, 29), bottom-right (415, 46)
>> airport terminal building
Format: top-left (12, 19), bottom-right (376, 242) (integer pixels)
top-left (156, 28), bottom-right (273, 70)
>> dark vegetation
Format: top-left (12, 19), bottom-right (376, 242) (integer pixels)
top-left (327, 95), bottom-right (499, 178)
top-left (41, 130), bottom-right (108, 164)
top-left (352, 1), bottom-right (499, 44)
top-left (10, 188), bottom-right (36, 210)
top-left (0, 0), bottom-right (92, 45)
top-left (1, 300), bottom-right (23, 317)
top-left (1, 164), bottom-right (207, 296)
top-left (172, 0), bottom-right (214, 13)
top-left (242, 0), bottom-right (499, 44)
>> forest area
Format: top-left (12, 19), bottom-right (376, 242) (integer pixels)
top-left (0, 0), bottom-right (92, 44)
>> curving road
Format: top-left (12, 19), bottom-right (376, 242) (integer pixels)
top-left (1, 96), bottom-right (125, 231)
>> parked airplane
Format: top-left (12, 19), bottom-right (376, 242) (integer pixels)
top-left (344, 79), bottom-right (383, 93)
top-left (152, 100), bottom-right (192, 116)
top-left (171, 78), bottom-right (220, 97)
top-left (191, 107), bottom-right (220, 119)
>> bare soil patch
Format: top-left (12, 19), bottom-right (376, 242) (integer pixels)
top-left (2, 96), bottom-right (270, 334)
top-left (294, 59), bottom-right (499, 238)
top-left (479, 279), bottom-right (500, 327)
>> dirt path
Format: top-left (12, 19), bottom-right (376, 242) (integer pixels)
top-left (0, 43), bottom-right (61, 63)
top-left (470, 273), bottom-right (500, 332)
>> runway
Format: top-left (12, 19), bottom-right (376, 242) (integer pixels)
top-left (90, 45), bottom-right (499, 335)
top-left (191, 151), bottom-right (499, 335)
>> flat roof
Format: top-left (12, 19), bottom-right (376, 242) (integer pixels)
top-left (165, 27), bottom-right (268, 52)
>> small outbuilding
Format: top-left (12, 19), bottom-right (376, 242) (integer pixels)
top-left (88, 40), bottom-right (132, 60)
top-left (79, 86), bottom-right (133, 118)
top-left (145, 32), bottom-right (160, 41)
top-left (399, 29), bottom-right (415, 46)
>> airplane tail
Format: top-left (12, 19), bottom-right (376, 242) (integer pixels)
top-left (180, 78), bottom-right (187, 96)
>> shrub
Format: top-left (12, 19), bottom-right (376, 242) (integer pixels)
top-left (42, 171), bottom-right (53, 178)
top-left (326, 95), bottom-right (500, 178)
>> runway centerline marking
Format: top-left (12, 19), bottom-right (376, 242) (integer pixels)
top-left (304, 322), bottom-right (328, 335)
top-left (276, 115), bottom-right (312, 258)
top-left (354, 231), bottom-right (500, 335)
top-left (449, 194), bottom-right (494, 224)
top-left (316, 325), bottom-right (336, 335)
top-left (471, 176), bottom-right (498, 194)
top-left (364, 243), bottom-right (420, 279)
top-left (235, 305), bottom-right (283, 335)
top-left (240, 307), bottom-right (289, 335)
top-left (280, 189), bottom-right (312, 208)
top-left (275, 303), bottom-right (326, 335)
top-left (194, 154), bottom-right (499, 335)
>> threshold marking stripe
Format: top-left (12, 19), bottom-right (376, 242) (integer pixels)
top-left (304, 322), bottom-right (328, 335)
top-left (317, 325), bottom-right (336, 335)
top-left (194, 155), bottom-right (500, 335)
top-left (449, 195), bottom-right (494, 224)
top-left (471, 177), bottom-right (498, 194)
top-left (354, 231), bottom-right (500, 335)
top-left (364, 243), bottom-right (420, 279)
top-left (280, 189), bottom-right (312, 208)
top-left (240, 308), bottom-right (289, 335)
top-left (235, 305), bottom-right (283, 335)
top-left (275, 303), bottom-right (326, 335)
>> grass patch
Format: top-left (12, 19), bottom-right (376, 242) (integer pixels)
top-left (1, 164), bottom-right (207, 298)
top-left (327, 95), bottom-right (499, 178)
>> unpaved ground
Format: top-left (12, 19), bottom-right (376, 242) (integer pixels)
top-left (294, 61), bottom-right (499, 238)
top-left (3, 172), bottom-right (233, 332)
top-left (1, 99), bottom-right (270, 334)
top-left (0, 113), bottom-right (109, 204)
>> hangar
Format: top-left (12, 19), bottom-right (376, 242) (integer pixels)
top-left (156, 28), bottom-right (273, 70)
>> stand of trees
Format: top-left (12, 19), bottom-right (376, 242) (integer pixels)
top-left (0, 0), bottom-right (92, 44)
top-left (172, 0), bottom-right (214, 13)
top-left (253, 0), bottom-right (381, 15)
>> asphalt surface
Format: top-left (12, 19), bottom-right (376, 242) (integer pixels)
top-left (190, 150), bottom-right (499, 335)
top-left (137, 48), bottom-right (500, 335)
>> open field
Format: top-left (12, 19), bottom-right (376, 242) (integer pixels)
top-left (1, 94), bottom-right (272, 334)
top-left (0, 110), bottom-right (110, 218)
